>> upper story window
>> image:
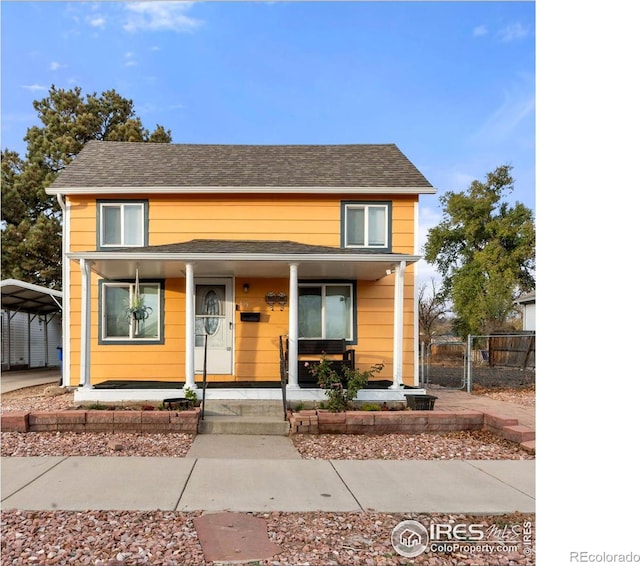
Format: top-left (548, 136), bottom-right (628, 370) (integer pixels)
top-left (341, 201), bottom-right (391, 251)
top-left (98, 200), bottom-right (148, 248)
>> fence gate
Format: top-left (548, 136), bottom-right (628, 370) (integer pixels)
top-left (422, 340), bottom-right (467, 390)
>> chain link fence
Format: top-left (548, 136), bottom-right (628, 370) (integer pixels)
top-left (421, 332), bottom-right (535, 392)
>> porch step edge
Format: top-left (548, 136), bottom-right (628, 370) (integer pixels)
top-left (198, 416), bottom-right (290, 435)
top-left (201, 400), bottom-right (284, 417)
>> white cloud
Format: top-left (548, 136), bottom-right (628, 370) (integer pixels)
top-left (497, 22), bottom-right (530, 42)
top-left (473, 25), bottom-right (488, 38)
top-left (470, 74), bottom-right (535, 143)
top-left (50, 61), bottom-right (63, 71)
top-left (123, 2), bottom-right (202, 33)
top-left (20, 84), bottom-right (47, 92)
top-left (88, 16), bottom-right (106, 28)
top-left (124, 51), bottom-right (137, 67)
top-left (416, 204), bottom-right (443, 286)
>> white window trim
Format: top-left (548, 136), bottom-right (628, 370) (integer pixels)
top-left (99, 202), bottom-right (146, 248)
top-left (100, 281), bottom-right (161, 343)
top-left (344, 203), bottom-right (390, 249)
top-left (299, 282), bottom-right (354, 341)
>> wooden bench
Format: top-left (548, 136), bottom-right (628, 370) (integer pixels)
top-left (279, 337), bottom-right (355, 385)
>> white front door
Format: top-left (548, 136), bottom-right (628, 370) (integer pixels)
top-left (195, 279), bottom-right (233, 375)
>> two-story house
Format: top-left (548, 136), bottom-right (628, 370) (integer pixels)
top-left (46, 141), bottom-right (435, 403)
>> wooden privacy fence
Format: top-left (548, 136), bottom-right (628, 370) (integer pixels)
top-left (426, 332), bottom-right (536, 370)
top-left (484, 332), bottom-right (535, 369)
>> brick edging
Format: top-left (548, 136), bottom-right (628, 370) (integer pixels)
top-left (289, 409), bottom-right (535, 450)
top-left (1, 409), bottom-right (200, 435)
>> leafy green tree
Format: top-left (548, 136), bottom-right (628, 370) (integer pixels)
top-left (1, 85), bottom-right (171, 288)
top-left (424, 165), bottom-right (535, 337)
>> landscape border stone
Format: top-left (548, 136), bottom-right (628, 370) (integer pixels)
top-left (1, 408), bottom-right (200, 435)
top-left (288, 408), bottom-right (534, 452)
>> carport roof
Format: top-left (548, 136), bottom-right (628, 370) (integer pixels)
top-left (0, 279), bottom-right (63, 315)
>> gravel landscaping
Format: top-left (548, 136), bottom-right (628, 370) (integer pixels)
top-left (1, 381), bottom-right (535, 565)
top-left (1, 509), bottom-right (535, 566)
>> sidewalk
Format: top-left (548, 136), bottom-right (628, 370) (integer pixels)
top-left (1, 455), bottom-right (534, 514)
top-left (1, 387), bottom-right (535, 515)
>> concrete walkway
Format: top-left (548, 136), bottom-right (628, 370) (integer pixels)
top-left (428, 387), bottom-right (535, 430)
top-left (1, 384), bottom-right (535, 515)
top-left (1, 455), bottom-right (534, 514)
top-left (1, 368), bottom-right (61, 394)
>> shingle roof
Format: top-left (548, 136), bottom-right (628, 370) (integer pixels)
top-left (48, 141), bottom-right (433, 191)
top-left (100, 239), bottom-right (387, 255)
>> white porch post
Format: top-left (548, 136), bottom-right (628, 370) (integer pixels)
top-left (390, 260), bottom-right (406, 389)
top-left (79, 259), bottom-right (93, 389)
top-left (287, 262), bottom-right (300, 389)
top-left (184, 263), bottom-right (196, 389)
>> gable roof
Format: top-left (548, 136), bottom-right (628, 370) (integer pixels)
top-left (46, 141), bottom-right (434, 195)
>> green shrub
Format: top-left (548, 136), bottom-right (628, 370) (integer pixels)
top-left (307, 355), bottom-right (384, 412)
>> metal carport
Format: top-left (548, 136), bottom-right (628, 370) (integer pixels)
top-left (1, 279), bottom-right (63, 371)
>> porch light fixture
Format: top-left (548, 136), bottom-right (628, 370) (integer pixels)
top-left (277, 292), bottom-right (288, 310)
top-left (243, 283), bottom-right (250, 293)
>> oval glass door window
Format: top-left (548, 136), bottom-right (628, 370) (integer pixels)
top-left (203, 289), bottom-right (221, 335)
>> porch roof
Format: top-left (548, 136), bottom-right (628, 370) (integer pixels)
top-left (69, 239), bottom-right (421, 280)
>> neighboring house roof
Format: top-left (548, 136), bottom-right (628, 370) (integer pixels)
top-left (514, 292), bottom-right (535, 305)
top-left (0, 279), bottom-right (63, 315)
top-left (46, 141), bottom-right (434, 194)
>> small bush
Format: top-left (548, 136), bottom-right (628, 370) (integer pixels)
top-left (308, 355), bottom-right (384, 412)
top-left (360, 402), bottom-right (382, 411)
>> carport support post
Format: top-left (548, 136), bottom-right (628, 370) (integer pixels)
top-left (80, 259), bottom-right (93, 388)
top-left (287, 262), bottom-right (300, 389)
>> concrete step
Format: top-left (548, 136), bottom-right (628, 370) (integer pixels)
top-left (202, 400), bottom-right (285, 418)
top-left (198, 415), bottom-right (290, 435)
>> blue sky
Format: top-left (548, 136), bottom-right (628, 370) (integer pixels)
top-left (1, 1), bottom-right (535, 284)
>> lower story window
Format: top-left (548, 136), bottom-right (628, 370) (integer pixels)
top-left (100, 281), bottom-right (162, 343)
top-left (299, 283), bottom-right (354, 341)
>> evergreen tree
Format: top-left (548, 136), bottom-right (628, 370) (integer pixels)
top-left (1, 85), bottom-right (172, 288)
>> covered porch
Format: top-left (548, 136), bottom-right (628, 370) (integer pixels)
top-left (68, 239), bottom-right (423, 403)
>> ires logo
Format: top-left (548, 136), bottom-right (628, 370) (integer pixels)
top-left (429, 523), bottom-right (485, 542)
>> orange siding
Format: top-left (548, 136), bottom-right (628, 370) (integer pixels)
top-left (65, 194), bottom-right (418, 386)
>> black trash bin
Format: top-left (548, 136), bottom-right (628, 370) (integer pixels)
top-left (405, 394), bottom-right (438, 411)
